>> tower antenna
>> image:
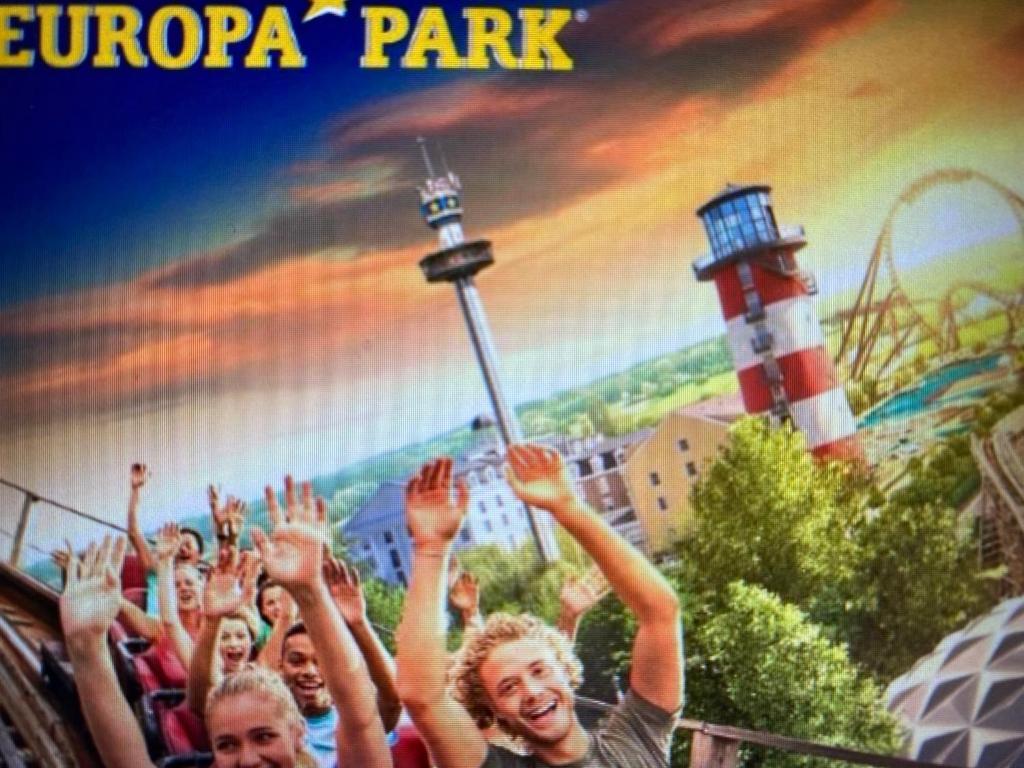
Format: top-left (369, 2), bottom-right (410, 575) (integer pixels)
top-left (416, 136), bottom-right (437, 178)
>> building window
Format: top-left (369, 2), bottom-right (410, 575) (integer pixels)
top-left (484, 467), bottom-right (496, 482)
top-left (657, 496), bottom-right (668, 511)
top-left (460, 528), bottom-right (472, 543)
top-left (496, 495), bottom-right (504, 508)
top-left (362, 541), bottom-right (371, 551)
top-left (686, 462), bottom-right (698, 478)
top-left (383, 531), bottom-right (394, 544)
top-left (649, 471), bottom-right (661, 487)
top-left (484, 520), bottom-right (493, 533)
top-left (389, 549), bottom-right (402, 568)
top-left (677, 438), bottom-right (689, 452)
top-left (478, 500), bottom-right (487, 514)
top-left (395, 570), bottom-right (407, 587)
top-left (501, 513), bottom-right (509, 527)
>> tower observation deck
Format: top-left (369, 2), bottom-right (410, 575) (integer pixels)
top-left (416, 139), bottom-right (561, 563)
top-left (692, 184), bottom-right (863, 461)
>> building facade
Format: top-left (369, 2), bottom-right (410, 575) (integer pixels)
top-left (622, 396), bottom-right (740, 557)
top-left (344, 429), bottom-right (653, 584)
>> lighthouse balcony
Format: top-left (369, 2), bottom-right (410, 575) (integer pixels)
top-left (799, 270), bottom-right (819, 295)
top-left (692, 223), bottom-right (807, 281)
top-left (777, 224), bottom-right (806, 242)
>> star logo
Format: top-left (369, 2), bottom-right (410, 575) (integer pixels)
top-left (304, 0), bottom-right (347, 22)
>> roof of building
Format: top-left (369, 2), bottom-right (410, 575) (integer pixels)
top-left (675, 392), bottom-right (745, 423)
top-left (696, 183), bottom-right (771, 216)
top-left (343, 481), bottom-right (406, 533)
top-left (343, 429), bottom-right (655, 534)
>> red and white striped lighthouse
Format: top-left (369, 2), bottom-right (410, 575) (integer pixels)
top-left (692, 184), bottom-right (862, 461)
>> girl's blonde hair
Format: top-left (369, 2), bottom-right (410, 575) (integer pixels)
top-left (448, 612), bottom-right (583, 729)
top-left (206, 667), bottom-right (318, 768)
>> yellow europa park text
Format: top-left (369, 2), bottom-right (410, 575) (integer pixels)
top-left (0, 4), bottom-right (575, 70)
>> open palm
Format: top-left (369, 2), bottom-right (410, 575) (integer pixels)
top-left (59, 537), bottom-right (125, 642)
top-left (204, 547), bottom-right (247, 618)
top-left (323, 557), bottom-right (365, 625)
top-left (253, 477), bottom-right (328, 591)
top-left (505, 444), bottom-right (575, 511)
top-left (259, 524), bottom-right (325, 588)
top-left (405, 458), bottom-right (469, 546)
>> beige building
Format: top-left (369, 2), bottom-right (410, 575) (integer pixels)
top-left (623, 394), bottom-right (742, 557)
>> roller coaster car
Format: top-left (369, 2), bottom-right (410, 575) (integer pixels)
top-left (111, 635), bottom-right (156, 702)
top-left (157, 755), bottom-right (213, 768)
top-left (391, 722), bottom-right (431, 768)
top-left (138, 688), bottom-right (211, 761)
top-left (39, 640), bottom-right (80, 720)
top-left (121, 554), bottom-right (148, 593)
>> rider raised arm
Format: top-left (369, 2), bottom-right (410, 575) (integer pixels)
top-left (253, 476), bottom-right (393, 768)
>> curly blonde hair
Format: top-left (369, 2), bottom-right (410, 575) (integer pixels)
top-left (448, 612), bottom-right (583, 728)
top-left (206, 667), bottom-right (317, 768)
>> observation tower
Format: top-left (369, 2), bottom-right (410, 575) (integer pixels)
top-left (692, 184), bottom-right (862, 461)
top-left (416, 139), bottom-right (561, 562)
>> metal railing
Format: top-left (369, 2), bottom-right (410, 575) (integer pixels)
top-left (575, 696), bottom-right (944, 768)
top-left (1, 478), bottom-right (128, 570)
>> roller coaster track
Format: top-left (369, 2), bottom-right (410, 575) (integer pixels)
top-left (837, 168), bottom-right (1024, 383)
top-left (970, 406), bottom-right (1024, 595)
top-left (0, 562), bottom-right (99, 767)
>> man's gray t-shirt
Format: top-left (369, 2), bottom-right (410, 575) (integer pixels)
top-left (480, 690), bottom-right (679, 768)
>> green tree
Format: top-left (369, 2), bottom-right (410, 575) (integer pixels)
top-left (889, 437), bottom-right (978, 509)
top-left (362, 576), bottom-right (405, 655)
top-left (685, 582), bottom-right (899, 768)
top-left (844, 501), bottom-right (995, 680)
top-left (678, 417), bottom-right (863, 614)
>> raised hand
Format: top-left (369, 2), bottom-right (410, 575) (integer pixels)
top-left (505, 444), bottom-right (576, 512)
top-left (405, 457), bottom-right (469, 548)
top-left (323, 557), bottom-right (366, 626)
top-left (51, 544), bottom-right (72, 573)
top-left (251, 477), bottom-right (329, 592)
top-left (448, 569), bottom-right (479, 616)
top-left (59, 536), bottom-right (126, 643)
top-left (154, 522), bottom-right (181, 562)
top-left (239, 550), bottom-right (262, 607)
top-left (130, 463), bottom-right (150, 491)
top-left (209, 485), bottom-right (246, 547)
top-left (203, 545), bottom-right (250, 619)
top-left (560, 566), bottom-right (610, 622)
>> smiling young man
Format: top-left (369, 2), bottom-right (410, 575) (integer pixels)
top-left (280, 622), bottom-right (338, 768)
top-left (397, 446), bottom-right (683, 768)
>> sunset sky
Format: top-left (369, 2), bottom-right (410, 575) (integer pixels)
top-left (1, 0), bottom-right (1022, 548)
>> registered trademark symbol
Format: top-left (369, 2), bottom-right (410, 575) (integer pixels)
top-left (575, 8), bottom-right (589, 22)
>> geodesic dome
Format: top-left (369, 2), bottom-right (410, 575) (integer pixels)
top-left (886, 597), bottom-right (1024, 768)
